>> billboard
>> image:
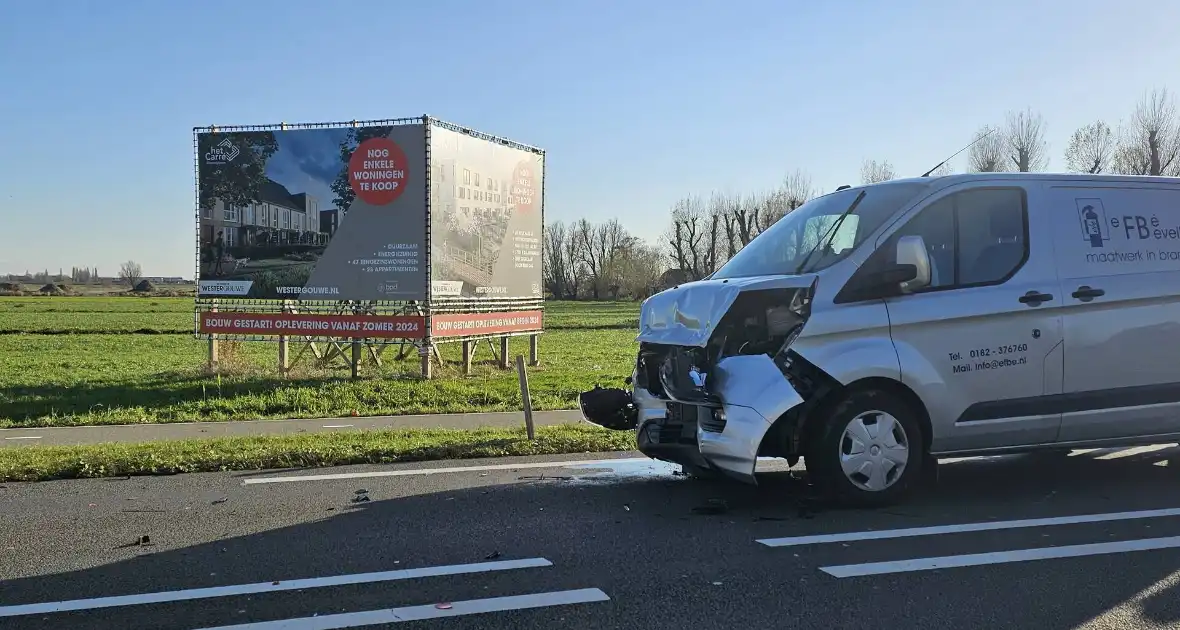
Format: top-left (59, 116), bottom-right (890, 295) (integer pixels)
top-left (196, 122), bottom-right (427, 301)
top-left (428, 125), bottom-right (544, 300)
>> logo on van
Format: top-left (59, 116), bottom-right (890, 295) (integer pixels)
top-left (1076, 198), bottom-right (1109, 248)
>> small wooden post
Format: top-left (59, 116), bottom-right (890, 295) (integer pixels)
top-left (516, 355), bottom-right (535, 440)
top-left (462, 340), bottom-right (473, 375)
top-left (499, 336), bottom-right (510, 369)
top-left (420, 343), bottom-right (433, 379)
top-left (528, 334), bottom-right (539, 367)
top-left (351, 340), bottom-right (361, 379)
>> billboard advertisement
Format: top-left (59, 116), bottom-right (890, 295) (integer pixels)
top-left (196, 123), bottom-right (427, 301)
top-left (428, 125), bottom-right (544, 299)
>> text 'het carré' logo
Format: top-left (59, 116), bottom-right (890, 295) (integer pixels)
top-left (349, 137), bottom-right (408, 206)
top-left (204, 138), bottom-right (240, 164)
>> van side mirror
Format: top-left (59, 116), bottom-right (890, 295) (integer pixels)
top-left (833, 235), bottom-right (931, 304)
top-left (895, 235), bottom-right (931, 293)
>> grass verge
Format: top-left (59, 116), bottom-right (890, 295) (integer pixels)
top-left (0, 424), bottom-right (637, 483)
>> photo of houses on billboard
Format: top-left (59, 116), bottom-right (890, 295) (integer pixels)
top-left (196, 124), bottom-right (426, 301)
top-left (428, 126), bottom-right (543, 299)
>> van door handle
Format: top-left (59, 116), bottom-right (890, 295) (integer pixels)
top-left (1018, 291), bottom-right (1054, 306)
top-left (1072, 286), bottom-right (1105, 301)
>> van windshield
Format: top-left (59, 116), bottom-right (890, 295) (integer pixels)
top-left (711, 181), bottom-right (930, 280)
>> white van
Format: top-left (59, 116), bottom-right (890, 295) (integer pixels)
top-left (580, 173), bottom-right (1180, 506)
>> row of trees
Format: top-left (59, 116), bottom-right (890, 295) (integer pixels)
top-left (542, 87), bottom-right (1180, 300)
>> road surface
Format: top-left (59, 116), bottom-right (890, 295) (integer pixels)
top-left (3, 444), bottom-right (1180, 629)
top-left (0, 410), bottom-right (583, 448)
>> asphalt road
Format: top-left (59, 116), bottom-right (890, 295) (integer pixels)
top-left (4, 444), bottom-right (1180, 629)
top-left (0, 411), bottom-right (582, 447)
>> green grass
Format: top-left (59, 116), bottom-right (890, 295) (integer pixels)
top-left (0, 298), bottom-right (640, 428)
top-left (0, 424), bottom-right (637, 482)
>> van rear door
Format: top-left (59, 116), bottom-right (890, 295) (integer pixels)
top-left (1049, 183), bottom-right (1180, 442)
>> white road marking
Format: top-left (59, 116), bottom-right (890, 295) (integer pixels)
top-left (242, 458), bottom-right (649, 485)
top-left (820, 535), bottom-right (1180, 578)
top-left (3, 436), bottom-right (42, 440)
top-left (0, 558), bottom-right (552, 618)
top-left (321, 425), bottom-right (354, 429)
top-left (757, 507), bottom-right (1180, 548)
top-left (192, 588), bottom-right (611, 629)
top-left (1094, 444), bottom-right (1177, 460)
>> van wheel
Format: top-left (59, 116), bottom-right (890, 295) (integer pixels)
top-left (806, 388), bottom-right (925, 507)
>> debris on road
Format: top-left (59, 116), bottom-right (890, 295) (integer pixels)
top-left (212, 497), bottom-right (228, 505)
top-left (351, 489), bottom-right (371, 503)
top-left (484, 551), bottom-right (501, 560)
top-left (114, 535), bottom-right (153, 550)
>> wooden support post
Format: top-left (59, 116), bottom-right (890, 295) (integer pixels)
top-left (528, 334), bottom-right (539, 367)
top-left (207, 335), bottom-right (219, 373)
top-left (351, 340), bottom-right (361, 379)
top-left (499, 336), bottom-right (510, 369)
top-left (462, 340), bottom-right (473, 375)
top-left (516, 355), bottom-right (535, 440)
top-left (278, 336), bottom-right (289, 376)
top-left (207, 299), bottom-right (220, 372)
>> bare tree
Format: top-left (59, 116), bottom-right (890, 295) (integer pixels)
top-left (542, 221), bottom-right (572, 299)
top-left (1004, 109), bottom-right (1049, 172)
top-left (1064, 120), bottom-right (1114, 174)
top-left (1113, 88), bottom-right (1180, 176)
top-left (860, 159), bottom-right (896, 184)
top-left (119, 261), bottom-right (143, 289)
top-left (967, 126), bottom-right (1009, 173)
top-left (731, 193), bottom-right (762, 247)
top-left (574, 219), bottom-right (629, 299)
top-left (757, 169), bottom-right (814, 232)
top-left (666, 195), bottom-right (709, 281)
top-left (561, 226), bottom-right (585, 299)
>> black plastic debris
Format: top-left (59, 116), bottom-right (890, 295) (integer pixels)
top-left (578, 386), bottom-right (638, 431)
top-left (212, 497), bottom-right (228, 505)
top-left (484, 551), bottom-right (501, 560)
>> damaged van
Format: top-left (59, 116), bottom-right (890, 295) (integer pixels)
top-left (581, 173), bottom-right (1180, 506)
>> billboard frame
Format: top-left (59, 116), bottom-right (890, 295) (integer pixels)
top-left (192, 116), bottom-right (546, 379)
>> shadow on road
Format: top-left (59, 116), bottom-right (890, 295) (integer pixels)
top-left (3, 447), bottom-right (1180, 629)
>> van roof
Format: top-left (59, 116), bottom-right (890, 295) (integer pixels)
top-left (888, 172), bottom-right (1180, 187)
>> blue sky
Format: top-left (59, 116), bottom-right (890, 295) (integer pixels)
top-left (0, 0), bottom-right (1177, 277)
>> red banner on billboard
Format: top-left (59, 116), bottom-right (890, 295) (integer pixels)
top-left (431, 310), bottom-right (544, 337)
top-left (199, 312), bottom-right (426, 339)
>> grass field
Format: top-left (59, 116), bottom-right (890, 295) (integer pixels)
top-left (0, 297), bottom-right (641, 428)
top-left (0, 424), bottom-right (634, 482)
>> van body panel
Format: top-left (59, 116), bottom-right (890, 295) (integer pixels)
top-left (873, 179), bottom-right (1065, 452)
top-left (698, 354), bottom-right (805, 482)
top-left (1047, 184), bottom-right (1180, 441)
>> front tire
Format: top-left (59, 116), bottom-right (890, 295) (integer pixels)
top-left (806, 388), bottom-right (925, 507)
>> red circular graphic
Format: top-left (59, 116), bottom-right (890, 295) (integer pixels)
top-left (510, 160), bottom-right (538, 213)
top-left (348, 137), bottom-right (409, 206)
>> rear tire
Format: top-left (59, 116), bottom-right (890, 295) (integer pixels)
top-left (806, 388), bottom-right (926, 508)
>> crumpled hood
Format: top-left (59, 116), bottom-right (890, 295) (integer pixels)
top-left (637, 274), bottom-right (817, 347)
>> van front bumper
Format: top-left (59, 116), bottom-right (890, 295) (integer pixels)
top-left (580, 354), bottom-right (805, 483)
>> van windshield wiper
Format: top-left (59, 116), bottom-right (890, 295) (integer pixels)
top-left (793, 189), bottom-right (866, 275)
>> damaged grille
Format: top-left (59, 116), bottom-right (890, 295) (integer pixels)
top-left (698, 407), bottom-right (727, 433)
top-left (655, 403), bottom-right (698, 445)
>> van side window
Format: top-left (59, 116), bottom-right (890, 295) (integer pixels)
top-left (887, 187), bottom-right (1027, 290)
top-left (956, 189), bottom-right (1026, 285)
